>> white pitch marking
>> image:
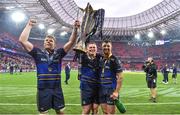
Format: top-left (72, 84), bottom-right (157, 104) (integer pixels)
top-left (1, 102), bottom-right (180, 106)
top-left (5, 94), bottom-right (35, 97)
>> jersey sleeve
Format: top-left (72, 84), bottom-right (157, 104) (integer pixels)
top-left (57, 48), bottom-right (67, 59)
top-left (28, 47), bottom-right (39, 59)
top-left (114, 56), bottom-right (123, 73)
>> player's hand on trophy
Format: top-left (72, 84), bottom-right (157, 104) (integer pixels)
top-left (74, 20), bottom-right (80, 30)
top-left (28, 19), bottom-right (37, 27)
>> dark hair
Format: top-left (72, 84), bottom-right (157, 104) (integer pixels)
top-left (102, 39), bottom-right (112, 44)
top-left (86, 42), bottom-right (96, 48)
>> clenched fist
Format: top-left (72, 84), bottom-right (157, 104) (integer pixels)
top-left (28, 19), bottom-right (36, 26)
top-left (73, 20), bottom-right (80, 30)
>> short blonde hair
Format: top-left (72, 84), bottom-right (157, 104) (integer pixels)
top-left (45, 35), bottom-right (56, 42)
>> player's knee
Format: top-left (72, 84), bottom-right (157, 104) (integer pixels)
top-left (93, 107), bottom-right (99, 114)
top-left (82, 106), bottom-right (91, 114)
top-left (101, 108), bottom-right (108, 114)
top-left (82, 109), bottom-right (91, 114)
top-left (92, 110), bottom-right (98, 114)
top-left (107, 105), bottom-right (115, 114)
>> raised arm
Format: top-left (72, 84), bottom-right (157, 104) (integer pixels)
top-left (63, 20), bottom-right (80, 53)
top-left (19, 19), bottom-right (36, 52)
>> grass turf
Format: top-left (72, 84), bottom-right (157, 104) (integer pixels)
top-left (0, 71), bottom-right (180, 114)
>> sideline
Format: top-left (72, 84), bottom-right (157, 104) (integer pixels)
top-left (1, 102), bottom-right (180, 106)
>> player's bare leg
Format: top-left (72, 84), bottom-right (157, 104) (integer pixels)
top-left (82, 104), bottom-right (92, 114)
top-left (92, 103), bottom-right (99, 114)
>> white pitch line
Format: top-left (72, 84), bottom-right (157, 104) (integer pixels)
top-left (125, 102), bottom-right (180, 105)
top-left (1, 102), bottom-right (180, 106)
top-left (5, 94), bottom-right (35, 97)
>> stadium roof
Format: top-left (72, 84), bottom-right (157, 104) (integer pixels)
top-left (1, 0), bottom-right (180, 36)
top-left (74, 0), bottom-right (164, 17)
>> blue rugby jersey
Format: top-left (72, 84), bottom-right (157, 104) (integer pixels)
top-left (99, 55), bottom-right (123, 89)
top-left (28, 47), bottom-right (66, 89)
top-left (79, 53), bottom-right (101, 89)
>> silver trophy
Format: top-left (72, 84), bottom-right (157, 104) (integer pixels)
top-left (73, 3), bottom-right (105, 53)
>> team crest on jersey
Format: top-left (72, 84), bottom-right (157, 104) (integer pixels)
top-left (48, 67), bottom-right (52, 72)
top-left (41, 58), bottom-right (47, 61)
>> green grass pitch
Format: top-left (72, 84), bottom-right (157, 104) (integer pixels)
top-left (0, 71), bottom-right (180, 114)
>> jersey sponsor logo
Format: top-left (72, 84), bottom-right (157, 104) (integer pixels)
top-left (53, 59), bottom-right (59, 62)
top-left (105, 66), bottom-right (110, 69)
top-left (41, 58), bottom-right (47, 61)
top-left (107, 100), bottom-right (113, 105)
top-left (87, 64), bottom-right (93, 68)
top-left (37, 52), bottom-right (43, 55)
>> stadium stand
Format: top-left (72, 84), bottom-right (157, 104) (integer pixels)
top-left (1, 32), bottom-right (179, 72)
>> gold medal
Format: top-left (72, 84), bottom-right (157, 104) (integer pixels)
top-left (101, 73), bottom-right (104, 77)
top-left (101, 60), bottom-right (107, 78)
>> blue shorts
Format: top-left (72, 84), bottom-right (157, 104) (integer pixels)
top-left (37, 88), bottom-right (65, 112)
top-left (80, 82), bottom-right (99, 106)
top-left (99, 88), bottom-right (116, 105)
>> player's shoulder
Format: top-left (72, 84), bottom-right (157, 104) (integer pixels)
top-left (56, 48), bottom-right (64, 52)
top-left (28, 47), bottom-right (41, 54)
top-left (96, 53), bottom-right (102, 58)
top-left (151, 63), bottom-right (157, 69)
top-left (110, 55), bottom-right (118, 61)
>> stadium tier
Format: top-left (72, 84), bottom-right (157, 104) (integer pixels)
top-left (0, 0), bottom-right (180, 114)
top-left (0, 32), bottom-right (179, 71)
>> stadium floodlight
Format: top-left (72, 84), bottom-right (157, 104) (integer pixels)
top-left (11, 11), bottom-right (25, 23)
top-left (60, 31), bottom-right (67, 36)
top-left (148, 31), bottom-right (154, 38)
top-left (38, 24), bottom-right (45, 30)
top-left (160, 30), bottom-right (166, 35)
top-left (61, 26), bottom-right (69, 31)
top-left (135, 33), bottom-right (140, 39)
top-left (6, 6), bottom-right (15, 10)
top-left (47, 28), bottom-right (55, 34)
top-left (62, 26), bottom-right (66, 29)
